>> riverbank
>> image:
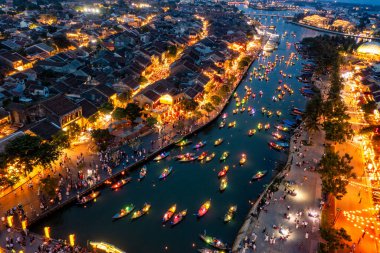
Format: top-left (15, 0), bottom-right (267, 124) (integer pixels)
top-left (287, 21), bottom-right (380, 41)
top-left (232, 123), bottom-right (324, 253)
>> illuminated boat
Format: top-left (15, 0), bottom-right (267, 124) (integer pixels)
top-left (248, 129), bottom-right (256, 136)
top-left (219, 152), bottom-right (229, 161)
top-left (139, 166), bottom-right (147, 180)
top-left (220, 177), bottom-right (228, 192)
top-left (179, 155), bottom-right (197, 162)
top-left (272, 132), bottom-right (284, 140)
top-left (205, 152), bottom-right (216, 162)
top-left (259, 90), bottom-right (263, 96)
top-left (176, 139), bottom-right (192, 147)
top-left (232, 109), bottom-right (238, 114)
top-left (193, 141), bottom-right (207, 149)
top-left (77, 191), bottom-right (100, 205)
top-left (224, 205), bottom-right (237, 223)
top-left (275, 141), bottom-right (289, 148)
top-left (268, 141), bottom-right (284, 151)
top-left (261, 107), bottom-right (267, 114)
top-left (199, 233), bottom-right (228, 250)
top-left (162, 204), bottom-right (177, 223)
top-left (276, 125), bottom-right (289, 132)
top-left (251, 170), bottom-right (267, 180)
top-left (228, 121), bottom-right (236, 128)
top-left (239, 154), bottom-right (247, 165)
top-left (218, 166), bottom-right (229, 178)
top-left (252, 93), bottom-right (256, 99)
top-left (175, 153), bottom-right (195, 160)
top-left (89, 241), bottom-right (125, 253)
top-left (267, 111), bottom-right (273, 117)
top-left (214, 138), bottom-right (224, 146)
top-left (159, 167), bottom-right (173, 180)
top-left (257, 123), bottom-right (263, 130)
top-left (222, 113), bottom-right (228, 119)
top-left (198, 152), bottom-right (208, 161)
top-left (112, 204), bottom-right (135, 220)
top-left (197, 200), bottom-right (211, 218)
top-left (264, 123), bottom-right (270, 130)
top-left (171, 209), bottom-right (187, 226)
top-left (111, 177), bottom-right (132, 190)
top-left (240, 107), bottom-right (245, 113)
top-left (153, 152), bottom-right (170, 161)
top-left (219, 121), bottom-right (226, 129)
top-left (131, 203), bottom-right (151, 220)
top-left (276, 110), bottom-right (282, 116)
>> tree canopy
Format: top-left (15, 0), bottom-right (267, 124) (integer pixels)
top-left (179, 99), bottom-right (198, 112)
top-left (125, 103), bottom-right (142, 122)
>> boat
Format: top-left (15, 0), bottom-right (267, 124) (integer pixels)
top-left (219, 152), bottom-right (229, 161)
top-left (276, 125), bottom-right (289, 132)
top-left (222, 113), bottom-right (228, 119)
top-left (197, 248), bottom-right (225, 253)
top-left (240, 107), bottom-right (245, 113)
top-left (275, 141), bottom-right (289, 148)
top-left (159, 167), bottom-right (173, 180)
top-left (267, 111), bottom-right (273, 117)
top-left (175, 153), bottom-right (195, 160)
top-left (205, 152), bottom-right (216, 162)
top-left (268, 141), bottom-right (284, 151)
top-left (228, 121), bottom-right (236, 128)
top-left (261, 107), bottom-right (267, 114)
top-left (219, 121), bottom-right (225, 129)
top-left (111, 177), bottom-right (132, 190)
top-left (276, 110), bottom-right (282, 116)
top-left (162, 204), bottom-right (177, 223)
top-left (251, 170), bottom-right (267, 180)
top-left (179, 155), bottom-right (197, 162)
top-left (197, 200), bottom-right (211, 218)
top-left (264, 123), bottom-right (270, 130)
top-left (224, 205), bottom-right (237, 223)
top-left (239, 154), bottom-right (247, 165)
top-left (139, 166), bottom-right (147, 180)
top-left (77, 191), bottom-right (100, 205)
top-left (214, 138), bottom-right (224, 146)
top-left (171, 209), bottom-right (187, 226)
top-left (154, 152), bottom-right (170, 161)
top-left (218, 166), bottom-right (229, 178)
top-left (232, 109), bottom-right (238, 114)
top-left (112, 204), bottom-right (135, 220)
top-left (248, 129), bottom-right (256, 136)
top-left (194, 141), bottom-right (207, 149)
top-left (176, 139), bottom-right (192, 147)
top-left (131, 203), bottom-right (151, 220)
top-left (199, 233), bottom-right (228, 250)
top-left (198, 151), bottom-right (208, 160)
top-left (220, 177), bottom-right (228, 192)
top-left (257, 123), bottom-right (263, 130)
top-left (89, 241), bottom-right (126, 253)
top-left (272, 132), bottom-right (284, 140)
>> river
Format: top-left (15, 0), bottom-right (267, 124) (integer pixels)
top-left (32, 9), bottom-right (323, 253)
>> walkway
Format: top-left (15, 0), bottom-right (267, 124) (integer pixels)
top-left (233, 123), bottom-right (324, 253)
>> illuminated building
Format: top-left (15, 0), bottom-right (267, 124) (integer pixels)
top-left (357, 42), bottom-right (380, 56)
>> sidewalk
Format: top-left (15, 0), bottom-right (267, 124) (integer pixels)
top-left (234, 123), bottom-right (324, 253)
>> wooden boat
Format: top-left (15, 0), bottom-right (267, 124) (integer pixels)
top-left (139, 166), bottom-right (147, 180)
top-left (239, 154), bottom-right (247, 165)
top-left (198, 152), bottom-right (208, 161)
top-left (197, 248), bottom-right (224, 253)
top-left (176, 139), bottom-right (192, 147)
top-left (162, 204), bottom-right (177, 223)
top-left (219, 152), bottom-right (229, 161)
top-left (257, 123), bottom-right (263, 130)
top-left (228, 121), bottom-right (236, 128)
top-left (219, 121), bottom-right (225, 129)
top-left (159, 167), bottom-right (173, 180)
top-left (111, 177), bottom-right (132, 190)
top-left (251, 170), bottom-right (267, 180)
top-left (112, 204), bottom-right (135, 220)
top-left (220, 177), bottom-right (228, 192)
top-left (175, 153), bottom-right (195, 160)
top-left (197, 200), bottom-right (211, 218)
top-left (218, 166), bottom-right (229, 178)
top-left (267, 111), bottom-right (273, 117)
top-left (199, 233), bottom-right (228, 250)
top-left (154, 152), bottom-right (170, 161)
top-left (264, 123), bottom-right (270, 130)
top-left (131, 203), bottom-right (151, 220)
top-left (276, 110), bottom-right (282, 116)
top-left (248, 129), bottom-right (256, 136)
top-left (205, 152), bottom-right (216, 162)
top-left (222, 113), bottom-right (228, 119)
top-left (240, 107), bottom-right (245, 113)
top-left (193, 141), bottom-right (207, 149)
top-left (77, 191), bottom-right (100, 205)
top-left (224, 205), bottom-right (237, 223)
top-left (272, 132), bottom-right (284, 140)
top-left (232, 109), bottom-right (238, 114)
top-left (89, 241), bottom-right (126, 253)
top-left (214, 138), bottom-right (224, 146)
top-left (179, 155), bottom-right (197, 162)
top-left (275, 141), bottom-right (289, 148)
top-left (275, 125), bottom-right (289, 132)
top-left (268, 141), bottom-right (284, 151)
top-left (171, 209), bottom-right (187, 226)
top-left (261, 107), bottom-right (267, 114)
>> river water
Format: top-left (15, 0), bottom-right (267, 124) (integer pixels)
top-left (32, 10), bottom-right (323, 253)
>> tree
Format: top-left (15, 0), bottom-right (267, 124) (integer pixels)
top-left (91, 129), bottom-right (114, 151)
top-left (238, 56), bottom-right (251, 69)
top-left (319, 227), bottom-right (351, 252)
top-left (67, 122), bottom-right (81, 140)
top-left (112, 107), bottom-right (127, 120)
top-left (99, 102), bottom-right (114, 114)
top-left (125, 103), bottom-right (142, 122)
top-left (179, 99), bottom-right (198, 112)
top-left (318, 149), bottom-right (355, 200)
top-left (168, 45), bottom-right (177, 57)
top-left (40, 175), bottom-right (59, 198)
top-left (52, 35), bottom-right (72, 50)
top-left (202, 102), bottom-right (215, 113)
top-left (51, 130), bottom-right (70, 150)
top-left (145, 116), bottom-right (158, 128)
top-left (117, 91), bottom-right (132, 106)
top-left (304, 95), bottom-right (322, 136)
top-left (218, 85), bottom-right (230, 98)
top-left (210, 95), bottom-right (222, 107)
top-left (361, 101), bottom-right (377, 114)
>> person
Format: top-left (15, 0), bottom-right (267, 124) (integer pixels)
top-left (305, 232), bottom-right (309, 239)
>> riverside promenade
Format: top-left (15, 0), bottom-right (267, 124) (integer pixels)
top-left (233, 123), bottom-right (324, 253)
